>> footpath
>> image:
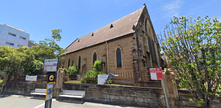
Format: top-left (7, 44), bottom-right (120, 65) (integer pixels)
top-left (0, 94), bottom-right (152, 108)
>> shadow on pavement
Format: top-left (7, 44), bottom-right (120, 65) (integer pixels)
top-left (56, 98), bottom-right (85, 104)
top-left (30, 95), bottom-right (45, 100)
top-left (0, 93), bottom-right (12, 98)
top-left (84, 100), bottom-right (156, 108)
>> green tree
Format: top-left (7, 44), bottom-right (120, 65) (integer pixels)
top-left (0, 29), bottom-right (66, 83)
top-left (0, 46), bottom-right (44, 75)
top-left (31, 45), bottom-right (54, 63)
top-left (0, 46), bottom-right (24, 75)
top-left (0, 29), bottom-right (65, 75)
top-left (36, 29), bottom-right (66, 59)
top-left (159, 16), bottom-right (221, 108)
top-left (16, 46), bottom-right (38, 75)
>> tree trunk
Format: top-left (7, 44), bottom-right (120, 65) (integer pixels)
top-left (206, 99), bottom-right (211, 108)
top-left (203, 99), bottom-right (210, 108)
top-left (1, 73), bottom-right (9, 93)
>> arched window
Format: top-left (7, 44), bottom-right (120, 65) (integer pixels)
top-left (68, 58), bottom-right (70, 68)
top-left (93, 52), bottom-right (97, 64)
top-left (72, 60), bottom-right (74, 66)
top-left (78, 56), bottom-right (81, 69)
top-left (116, 48), bottom-right (122, 67)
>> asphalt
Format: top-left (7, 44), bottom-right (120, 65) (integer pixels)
top-left (0, 94), bottom-right (150, 108)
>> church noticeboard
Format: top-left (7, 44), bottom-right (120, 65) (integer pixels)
top-left (43, 59), bottom-right (58, 72)
top-left (25, 75), bottom-right (37, 81)
top-left (97, 74), bottom-right (108, 85)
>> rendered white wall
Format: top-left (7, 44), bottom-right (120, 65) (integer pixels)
top-left (0, 24), bottom-right (30, 48)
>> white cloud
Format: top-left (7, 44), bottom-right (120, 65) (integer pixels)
top-left (162, 0), bottom-right (184, 18)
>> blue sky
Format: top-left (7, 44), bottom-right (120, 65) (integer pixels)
top-left (0, 0), bottom-right (220, 49)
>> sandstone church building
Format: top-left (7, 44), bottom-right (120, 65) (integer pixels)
top-left (60, 4), bottom-right (165, 86)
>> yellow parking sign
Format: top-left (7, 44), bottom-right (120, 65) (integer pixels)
top-left (47, 74), bottom-right (55, 82)
top-left (49, 75), bottom-right (54, 81)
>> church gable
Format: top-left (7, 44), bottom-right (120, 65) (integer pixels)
top-left (60, 5), bottom-right (165, 86)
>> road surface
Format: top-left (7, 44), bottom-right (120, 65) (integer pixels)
top-left (0, 94), bottom-right (145, 108)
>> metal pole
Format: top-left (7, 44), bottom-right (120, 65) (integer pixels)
top-left (106, 41), bottom-right (109, 73)
top-left (162, 78), bottom-right (170, 108)
top-left (49, 99), bottom-right (52, 108)
top-left (44, 100), bottom-right (48, 108)
top-left (55, 58), bottom-right (59, 82)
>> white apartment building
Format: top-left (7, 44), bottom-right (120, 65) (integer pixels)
top-left (0, 24), bottom-right (30, 48)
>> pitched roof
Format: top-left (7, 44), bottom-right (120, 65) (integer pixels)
top-left (64, 6), bottom-right (144, 54)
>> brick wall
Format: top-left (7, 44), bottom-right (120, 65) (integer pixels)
top-left (60, 34), bottom-right (136, 85)
top-left (3, 81), bottom-right (47, 95)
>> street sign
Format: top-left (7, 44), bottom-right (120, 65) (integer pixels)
top-left (43, 59), bottom-right (58, 72)
top-left (43, 58), bottom-right (58, 108)
top-left (45, 82), bottom-right (53, 101)
top-left (44, 74), bottom-right (55, 108)
top-left (47, 74), bottom-right (55, 82)
top-left (150, 67), bottom-right (170, 108)
top-left (150, 68), bottom-right (163, 80)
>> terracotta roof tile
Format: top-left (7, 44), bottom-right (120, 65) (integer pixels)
top-left (64, 6), bottom-right (144, 54)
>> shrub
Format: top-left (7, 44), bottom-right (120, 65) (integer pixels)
top-left (64, 75), bottom-right (69, 82)
top-left (93, 60), bottom-right (102, 71)
top-left (80, 60), bottom-right (112, 84)
top-left (80, 70), bottom-right (102, 83)
top-left (67, 65), bottom-right (79, 75)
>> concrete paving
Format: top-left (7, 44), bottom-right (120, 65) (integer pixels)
top-left (0, 94), bottom-right (146, 108)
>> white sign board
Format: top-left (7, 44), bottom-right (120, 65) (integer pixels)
top-left (25, 75), bottom-right (37, 81)
top-left (150, 68), bottom-right (163, 80)
top-left (45, 83), bottom-right (53, 101)
top-left (98, 74), bottom-right (108, 85)
top-left (43, 59), bottom-right (58, 72)
top-left (150, 68), bottom-right (169, 108)
top-left (48, 83), bottom-right (53, 89)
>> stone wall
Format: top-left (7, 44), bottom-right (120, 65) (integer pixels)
top-left (3, 82), bottom-right (221, 107)
top-left (130, 5), bottom-right (166, 87)
top-left (63, 83), bottom-right (164, 107)
top-left (3, 81), bottom-right (47, 95)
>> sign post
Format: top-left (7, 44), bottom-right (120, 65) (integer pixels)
top-left (43, 58), bottom-right (58, 108)
top-left (45, 82), bottom-right (53, 108)
top-left (150, 68), bottom-right (170, 108)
